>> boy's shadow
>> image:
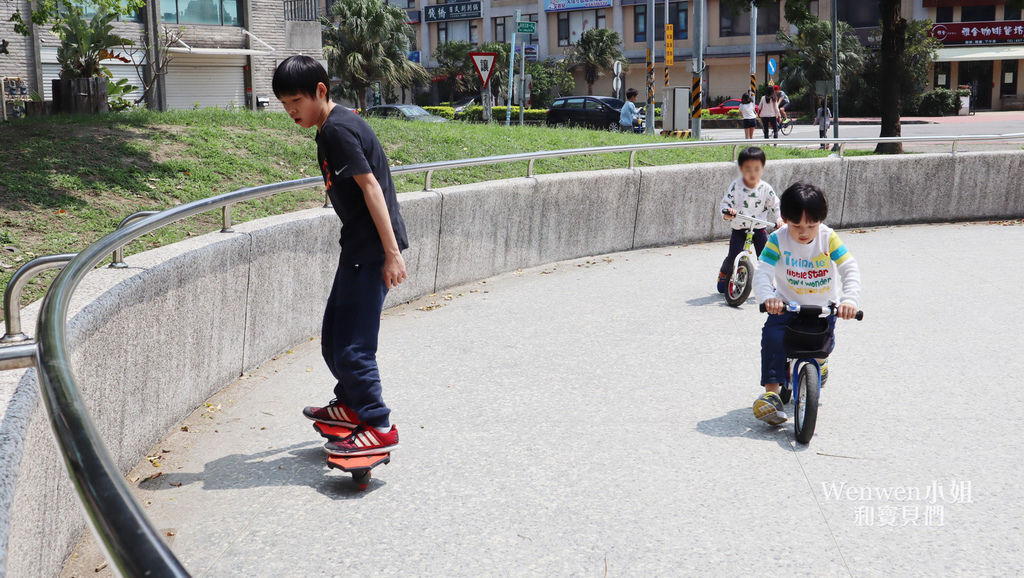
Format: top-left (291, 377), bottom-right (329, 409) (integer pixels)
top-left (695, 407), bottom-right (807, 452)
top-left (140, 441), bottom-right (387, 499)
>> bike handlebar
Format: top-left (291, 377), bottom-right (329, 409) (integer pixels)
top-left (759, 301), bottom-right (864, 321)
top-left (722, 210), bottom-right (775, 228)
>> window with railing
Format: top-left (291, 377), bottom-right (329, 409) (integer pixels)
top-left (284, 0), bottom-right (319, 21)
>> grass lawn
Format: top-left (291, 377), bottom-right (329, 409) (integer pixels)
top-left (0, 108), bottom-right (855, 314)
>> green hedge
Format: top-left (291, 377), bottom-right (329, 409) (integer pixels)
top-left (461, 106), bottom-right (549, 122)
top-left (422, 106), bottom-right (456, 120)
top-left (917, 88), bottom-right (959, 116)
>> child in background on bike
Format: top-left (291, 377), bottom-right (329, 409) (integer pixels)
top-left (717, 146), bottom-right (783, 294)
top-left (751, 182), bottom-right (861, 425)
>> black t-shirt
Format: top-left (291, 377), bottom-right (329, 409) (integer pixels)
top-left (316, 105), bottom-right (409, 264)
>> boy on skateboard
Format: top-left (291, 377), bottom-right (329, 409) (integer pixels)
top-left (273, 55), bottom-right (407, 456)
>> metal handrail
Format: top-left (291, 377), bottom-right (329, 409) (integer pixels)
top-left (110, 211), bottom-right (160, 268)
top-left (21, 132), bottom-right (1024, 576)
top-left (1, 254), bottom-right (76, 343)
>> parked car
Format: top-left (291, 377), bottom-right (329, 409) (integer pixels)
top-left (707, 98), bottom-right (759, 116)
top-left (546, 96), bottom-right (626, 130)
top-left (363, 104), bottom-right (448, 122)
top-left (452, 95), bottom-right (478, 116)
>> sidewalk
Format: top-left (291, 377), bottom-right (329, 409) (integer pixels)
top-left (62, 223), bottom-right (1024, 577)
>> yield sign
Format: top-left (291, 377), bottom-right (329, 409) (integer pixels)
top-left (469, 52), bottom-right (498, 88)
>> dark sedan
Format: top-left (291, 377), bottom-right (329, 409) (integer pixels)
top-left (546, 96), bottom-right (626, 130)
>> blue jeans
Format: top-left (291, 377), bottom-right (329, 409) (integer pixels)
top-left (761, 312), bottom-right (836, 386)
top-left (321, 258), bottom-right (391, 428)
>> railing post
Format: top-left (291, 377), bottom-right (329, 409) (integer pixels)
top-left (424, 170), bottom-right (434, 191)
top-left (527, 158), bottom-right (536, 177)
top-left (221, 205), bottom-right (235, 233)
top-left (952, 139), bottom-right (958, 155)
top-left (628, 150), bottom-right (637, 169)
top-left (2, 254), bottom-right (76, 343)
top-left (733, 144), bottom-right (740, 161)
top-left (324, 191), bottom-right (332, 209)
top-left (838, 143), bottom-right (846, 158)
top-left (109, 211), bottom-right (160, 268)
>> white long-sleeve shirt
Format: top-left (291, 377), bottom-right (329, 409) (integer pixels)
top-left (720, 178), bottom-right (779, 231)
top-left (754, 224), bottom-right (862, 308)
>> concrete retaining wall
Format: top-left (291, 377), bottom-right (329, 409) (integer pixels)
top-left (1, 151), bottom-right (1022, 576)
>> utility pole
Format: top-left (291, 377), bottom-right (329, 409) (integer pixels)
top-left (749, 1), bottom-right (757, 97)
top-left (664, 0), bottom-right (671, 133)
top-left (645, 0), bottom-right (655, 133)
top-left (832, 0), bottom-right (840, 146)
top-left (519, 31), bottom-right (526, 126)
top-left (506, 9), bottom-right (519, 127)
top-left (691, 0), bottom-right (704, 138)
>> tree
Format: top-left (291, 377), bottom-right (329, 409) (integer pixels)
top-left (525, 59), bottom-right (575, 109)
top-left (432, 41), bottom-right (474, 104)
top-left (777, 18), bottom-right (864, 111)
top-left (8, 0), bottom-right (145, 35)
top-left (568, 28), bottom-right (624, 96)
top-left (321, 0), bottom-right (428, 111)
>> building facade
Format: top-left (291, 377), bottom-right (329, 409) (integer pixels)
top-left (924, 1), bottom-right (1024, 110)
top-left (380, 0), bottom-right (918, 108)
top-left (0, 0), bottom-right (322, 111)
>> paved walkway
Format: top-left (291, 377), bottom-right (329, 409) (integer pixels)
top-left (63, 222), bottom-right (1024, 577)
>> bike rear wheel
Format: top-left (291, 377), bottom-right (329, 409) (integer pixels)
top-left (780, 120), bottom-right (793, 136)
top-left (725, 257), bottom-right (754, 307)
top-left (794, 361), bottom-right (820, 444)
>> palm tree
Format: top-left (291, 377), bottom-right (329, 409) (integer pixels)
top-left (568, 28), bottom-right (625, 96)
top-left (321, 0), bottom-right (428, 111)
top-left (432, 41), bottom-right (474, 104)
top-left (777, 19), bottom-right (864, 109)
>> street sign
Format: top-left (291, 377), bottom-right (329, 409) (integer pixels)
top-left (665, 25), bottom-right (674, 66)
top-left (612, 76), bottom-right (622, 93)
top-left (469, 52), bottom-right (498, 88)
top-left (768, 57), bottom-right (777, 75)
top-left (517, 20), bottom-right (537, 35)
top-left (407, 50), bottom-right (420, 63)
top-left (613, 60), bottom-right (622, 76)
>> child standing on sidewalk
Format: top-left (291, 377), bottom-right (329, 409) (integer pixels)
top-left (717, 147), bottom-right (782, 294)
top-left (273, 55), bottom-right (407, 456)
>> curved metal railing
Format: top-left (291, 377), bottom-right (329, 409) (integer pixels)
top-left (5, 131), bottom-right (1024, 576)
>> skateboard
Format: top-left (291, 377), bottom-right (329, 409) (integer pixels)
top-left (313, 422), bottom-right (390, 491)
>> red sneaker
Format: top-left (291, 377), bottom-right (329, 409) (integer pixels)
top-left (324, 425), bottom-right (398, 456)
top-left (302, 400), bottom-right (361, 428)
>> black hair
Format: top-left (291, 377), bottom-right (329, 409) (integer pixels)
top-left (626, 88), bottom-right (638, 99)
top-left (741, 93), bottom-right (751, 104)
top-left (737, 146), bottom-right (766, 167)
top-left (780, 181), bottom-right (829, 223)
top-left (272, 55), bottom-right (330, 100)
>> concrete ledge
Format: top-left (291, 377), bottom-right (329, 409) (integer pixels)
top-left (842, 154), bottom-right (957, 227)
top-left (435, 178), bottom-right (541, 289)
top-left (2, 151), bottom-right (1023, 577)
top-left (533, 170), bottom-right (640, 264)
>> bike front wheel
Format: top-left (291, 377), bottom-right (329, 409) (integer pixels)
top-left (780, 120), bottom-right (794, 136)
top-left (794, 361), bottom-right (820, 444)
top-left (726, 257), bottom-right (755, 307)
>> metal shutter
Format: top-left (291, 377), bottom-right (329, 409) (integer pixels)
top-left (40, 47), bottom-right (146, 103)
top-left (165, 55), bottom-right (246, 110)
